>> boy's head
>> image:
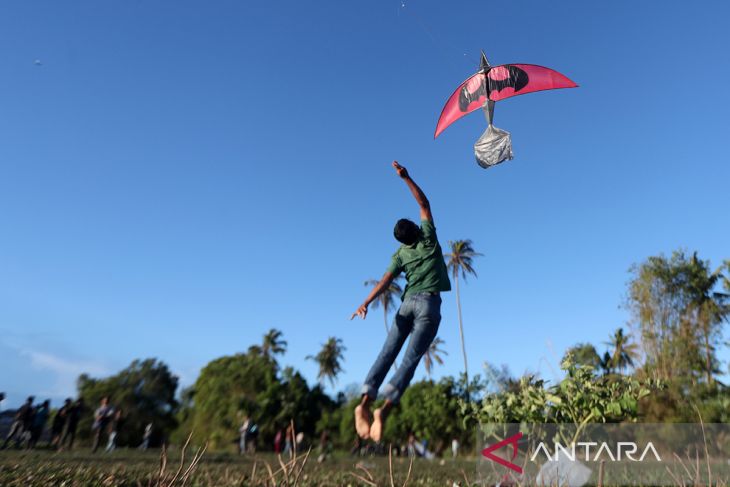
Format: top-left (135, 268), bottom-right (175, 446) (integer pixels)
top-left (393, 219), bottom-right (420, 245)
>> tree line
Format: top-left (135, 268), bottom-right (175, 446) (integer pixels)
top-left (67, 249), bottom-right (728, 451)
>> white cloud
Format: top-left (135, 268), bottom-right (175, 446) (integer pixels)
top-left (18, 348), bottom-right (110, 398)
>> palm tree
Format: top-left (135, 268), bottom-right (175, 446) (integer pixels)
top-left (423, 337), bottom-right (448, 378)
top-left (600, 351), bottom-right (613, 375)
top-left (307, 337), bottom-right (346, 387)
top-left (261, 328), bottom-right (287, 359)
top-left (444, 240), bottom-right (482, 385)
top-left (604, 327), bottom-right (639, 374)
top-left (247, 344), bottom-right (263, 356)
top-left (364, 276), bottom-right (403, 335)
top-left (685, 253), bottom-right (729, 385)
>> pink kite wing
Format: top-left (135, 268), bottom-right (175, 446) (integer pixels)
top-left (486, 64), bottom-right (578, 101)
top-left (434, 72), bottom-right (487, 139)
top-left (434, 64), bottom-right (578, 138)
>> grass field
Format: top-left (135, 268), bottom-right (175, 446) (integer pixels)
top-left (0, 448), bottom-right (478, 486)
top-left (6, 447), bottom-right (724, 486)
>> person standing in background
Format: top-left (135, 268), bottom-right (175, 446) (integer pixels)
top-left (317, 430), bottom-right (331, 463)
top-left (247, 420), bottom-right (258, 453)
top-left (273, 427), bottom-right (283, 454)
top-left (91, 397), bottom-right (114, 453)
top-left (2, 396), bottom-right (34, 449)
top-left (238, 416), bottom-right (250, 455)
top-left (60, 398), bottom-right (84, 450)
top-left (106, 409), bottom-right (123, 453)
top-left (28, 400), bottom-right (50, 448)
top-left (283, 423), bottom-right (294, 458)
top-left (139, 423), bottom-right (153, 450)
top-left (50, 399), bottom-right (71, 448)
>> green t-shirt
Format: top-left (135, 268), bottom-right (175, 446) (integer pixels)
top-left (386, 219), bottom-right (452, 300)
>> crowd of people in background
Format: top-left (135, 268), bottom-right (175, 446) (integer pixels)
top-left (2, 395), bottom-right (83, 451)
top-left (265, 420), bottom-right (332, 463)
top-left (1, 394), bottom-right (457, 460)
top-left (347, 431), bottom-right (459, 460)
top-left (0, 393), bottom-right (152, 453)
top-left (231, 416), bottom-right (458, 463)
top-left (234, 418), bottom-right (451, 463)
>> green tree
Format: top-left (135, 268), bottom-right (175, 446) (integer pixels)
top-left (261, 328), bottom-right (287, 359)
top-left (337, 396), bottom-right (361, 450)
top-left (628, 250), bottom-right (728, 385)
top-left (276, 367), bottom-right (336, 437)
top-left (482, 362), bottom-right (516, 394)
top-left (315, 395), bottom-right (349, 448)
top-left (364, 276), bottom-right (403, 335)
top-left (77, 358), bottom-right (179, 447)
top-left (384, 377), bottom-right (467, 448)
top-left (182, 349), bottom-right (278, 448)
top-left (683, 253), bottom-right (729, 385)
top-left (562, 343), bottom-right (602, 370)
top-left (178, 347), bottom-right (336, 450)
top-left (604, 327), bottom-right (639, 374)
top-left (423, 336), bottom-right (447, 378)
top-left (307, 337), bottom-right (346, 387)
top-left (464, 355), bottom-right (658, 443)
top-left (175, 385), bottom-right (195, 436)
top-left (444, 239), bottom-right (482, 385)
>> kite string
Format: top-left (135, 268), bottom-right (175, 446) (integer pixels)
top-left (398, 0), bottom-right (480, 69)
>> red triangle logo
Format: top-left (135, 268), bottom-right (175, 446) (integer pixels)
top-left (481, 431), bottom-right (524, 474)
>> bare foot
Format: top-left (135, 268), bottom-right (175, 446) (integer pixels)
top-left (370, 407), bottom-right (387, 442)
top-left (354, 404), bottom-right (371, 439)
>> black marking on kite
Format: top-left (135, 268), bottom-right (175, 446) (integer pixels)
top-left (487, 65), bottom-right (529, 95)
top-left (458, 80), bottom-right (486, 112)
top-left (458, 65), bottom-right (530, 112)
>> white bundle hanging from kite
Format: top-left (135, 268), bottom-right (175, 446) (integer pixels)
top-left (474, 99), bottom-right (513, 169)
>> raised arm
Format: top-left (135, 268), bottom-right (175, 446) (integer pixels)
top-left (392, 161), bottom-right (432, 222)
top-left (350, 271), bottom-right (395, 320)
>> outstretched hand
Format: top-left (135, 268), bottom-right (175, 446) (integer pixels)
top-left (350, 303), bottom-right (368, 320)
top-left (392, 161), bottom-right (409, 179)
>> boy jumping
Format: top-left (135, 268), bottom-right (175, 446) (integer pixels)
top-left (350, 161), bottom-right (451, 442)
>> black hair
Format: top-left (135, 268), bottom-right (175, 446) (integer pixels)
top-left (393, 219), bottom-right (420, 245)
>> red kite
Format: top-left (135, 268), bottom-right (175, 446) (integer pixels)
top-left (435, 53), bottom-right (578, 139)
top-left (435, 52), bottom-right (577, 169)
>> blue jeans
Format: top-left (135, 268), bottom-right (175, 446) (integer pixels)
top-left (361, 292), bottom-right (442, 404)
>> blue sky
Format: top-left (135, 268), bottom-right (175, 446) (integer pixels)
top-left (1, 0), bottom-right (729, 409)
